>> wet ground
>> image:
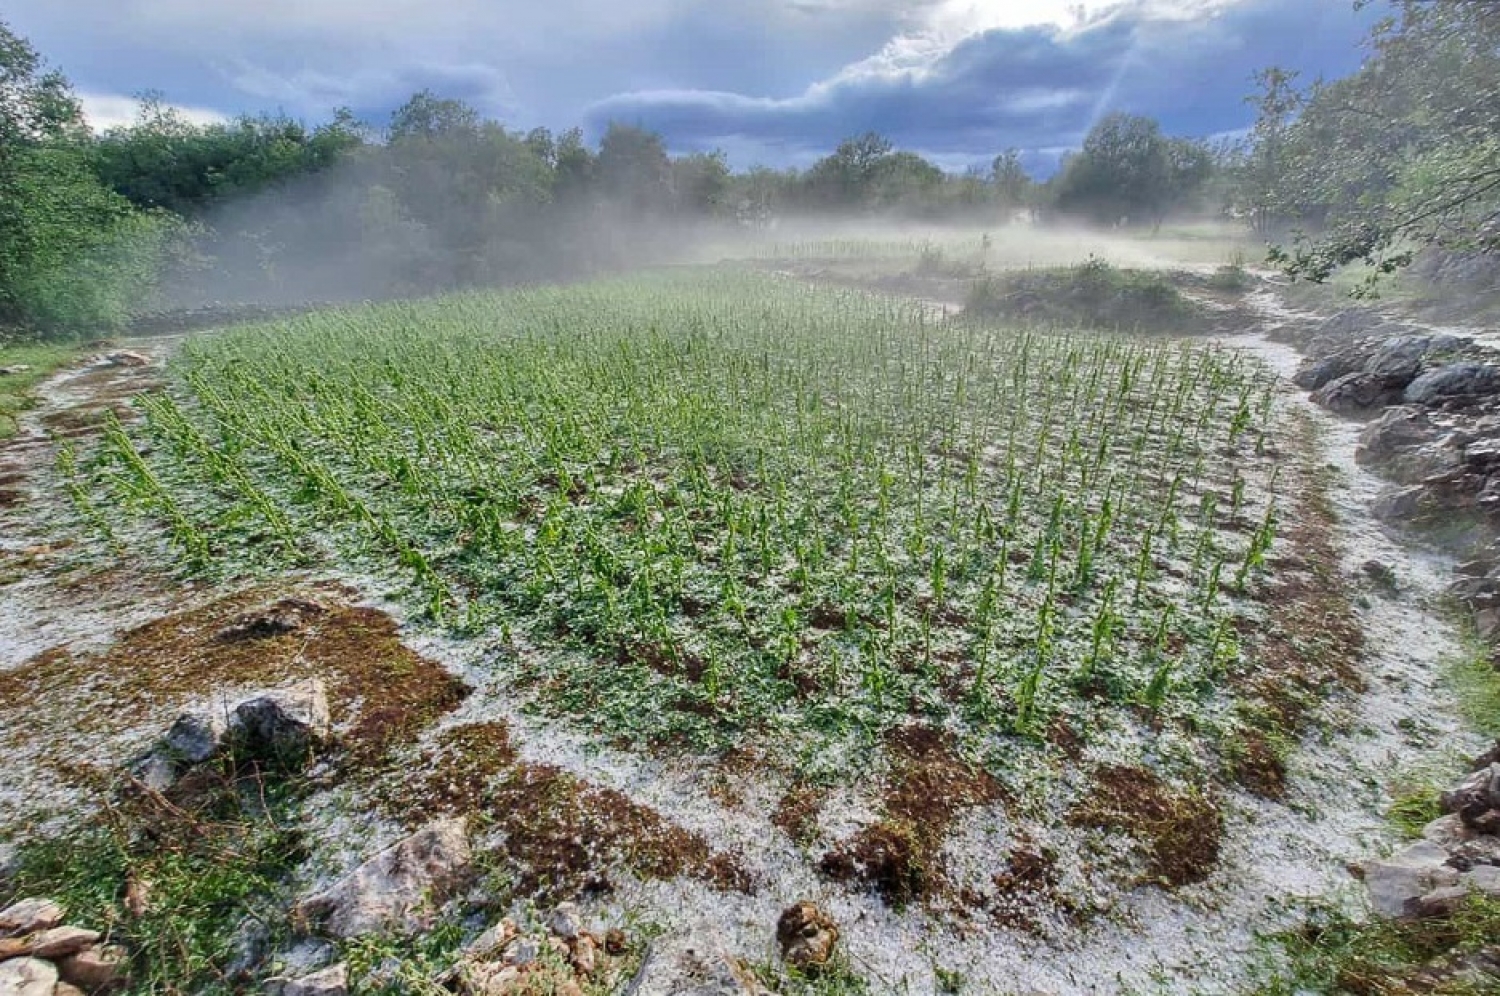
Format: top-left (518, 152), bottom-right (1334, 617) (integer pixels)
top-left (0, 291), bottom-right (1488, 993)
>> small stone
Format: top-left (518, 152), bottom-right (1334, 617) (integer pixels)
top-left (276, 962), bottom-right (348, 996)
top-left (0, 365), bottom-right (32, 377)
top-left (24, 926), bottom-right (100, 959)
top-left (123, 876), bottom-right (151, 919)
top-left (54, 983), bottom-right (87, 996)
top-left (227, 679), bottom-right (332, 767)
top-left (0, 957), bottom-right (57, 996)
top-left (501, 938), bottom-right (539, 966)
top-left (1411, 885), bottom-right (1471, 918)
top-left (549, 902), bottom-right (581, 941)
top-left (604, 928), bottom-right (627, 955)
top-left (465, 918), bottom-right (517, 960)
top-left (0, 937), bottom-right (26, 960)
top-left (102, 351), bottom-right (150, 368)
top-left (460, 961), bottom-right (521, 996)
top-left (1364, 841), bottom-right (1462, 918)
top-left (57, 944), bottom-right (127, 991)
top-left (0, 900), bottom-right (64, 939)
top-left (557, 982), bottom-right (583, 996)
top-left (571, 933), bottom-right (598, 976)
top-left (776, 901), bottom-right (839, 972)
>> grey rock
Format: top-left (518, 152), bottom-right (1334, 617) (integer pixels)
top-left (1412, 884), bottom-right (1471, 918)
top-left (165, 710), bottom-right (227, 763)
top-left (0, 958), bottom-right (58, 996)
top-left (1311, 371), bottom-right (1402, 414)
top-left (1465, 864), bottom-right (1500, 897)
top-left (225, 918), bottom-right (272, 981)
top-left (1372, 485), bottom-right (1431, 522)
top-left (297, 817), bottom-right (471, 938)
top-left (1294, 353), bottom-right (1361, 391)
top-left (228, 679), bottom-right (331, 765)
top-left (102, 350), bottom-right (150, 368)
top-left (549, 902), bottom-right (582, 941)
top-left (271, 962), bottom-right (348, 996)
top-left (1406, 363), bottom-right (1500, 405)
top-left (1364, 841), bottom-right (1461, 917)
top-left (1358, 407), bottom-right (1440, 459)
top-left (1365, 335), bottom-right (1433, 388)
top-left (272, 938), bottom-right (337, 977)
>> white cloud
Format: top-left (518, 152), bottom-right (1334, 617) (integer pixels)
top-left (77, 91), bottom-right (228, 132)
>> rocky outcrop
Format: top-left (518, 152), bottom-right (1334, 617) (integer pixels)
top-left (1362, 753), bottom-right (1500, 918)
top-left (1310, 372), bottom-right (1403, 414)
top-left (1405, 363), bottom-right (1500, 405)
top-left (0, 898), bottom-right (124, 993)
top-left (128, 677), bottom-right (333, 790)
top-left (297, 817), bottom-right (472, 938)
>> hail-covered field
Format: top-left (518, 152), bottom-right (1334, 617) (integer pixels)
top-left (49, 266), bottom-right (1353, 990)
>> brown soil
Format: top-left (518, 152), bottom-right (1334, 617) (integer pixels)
top-left (820, 725), bottom-right (1005, 905)
top-left (1068, 764), bottom-right (1222, 888)
top-left (986, 837), bottom-right (1081, 932)
top-left (0, 582), bottom-right (471, 776)
top-left (772, 784), bottom-right (824, 847)
top-left (1231, 411), bottom-right (1364, 796)
top-left (377, 721), bottom-right (754, 903)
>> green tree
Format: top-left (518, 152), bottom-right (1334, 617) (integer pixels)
top-left (0, 20), bottom-right (179, 334)
top-left (1263, 1), bottom-right (1500, 283)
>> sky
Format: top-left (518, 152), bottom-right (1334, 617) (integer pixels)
top-left (6, 0), bottom-right (1387, 173)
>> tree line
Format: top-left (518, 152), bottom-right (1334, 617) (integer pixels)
top-left (2, 0), bottom-right (1496, 337)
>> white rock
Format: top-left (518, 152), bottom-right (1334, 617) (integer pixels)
top-left (1364, 841), bottom-right (1461, 917)
top-left (24, 926), bottom-right (100, 959)
top-left (0, 899), bottom-right (64, 938)
top-left (273, 962), bottom-right (348, 996)
top-left (0, 957), bottom-right (57, 996)
top-left (1464, 864), bottom-right (1500, 897)
top-left (297, 817), bottom-right (470, 938)
top-left (549, 902), bottom-right (582, 940)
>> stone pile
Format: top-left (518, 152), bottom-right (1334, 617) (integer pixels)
top-left (1363, 748), bottom-right (1500, 918)
top-left (0, 898), bottom-right (126, 995)
top-left (442, 902), bottom-right (629, 996)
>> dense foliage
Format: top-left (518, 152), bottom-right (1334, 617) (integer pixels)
top-left (1238, 0), bottom-right (1500, 285)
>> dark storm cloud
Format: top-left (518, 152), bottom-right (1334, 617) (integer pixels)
top-left (2, 0), bottom-right (1384, 165)
top-left (588, 0), bottom-right (1386, 166)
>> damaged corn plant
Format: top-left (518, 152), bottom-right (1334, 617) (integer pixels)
top-left (80, 269), bottom-right (1283, 777)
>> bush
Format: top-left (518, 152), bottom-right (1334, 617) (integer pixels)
top-left (963, 256), bottom-right (1208, 331)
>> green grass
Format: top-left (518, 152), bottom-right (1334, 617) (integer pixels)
top-left (1, 763), bottom-right (308, 995)
top-left (1256, 894), bottom-right (1500, 995)
top-left (963, 258), bottom-right (1210, 332)
top-left (0, 340), bottom-right (86, 439)
top-left (78, 268), bottom-right (1284, 793)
